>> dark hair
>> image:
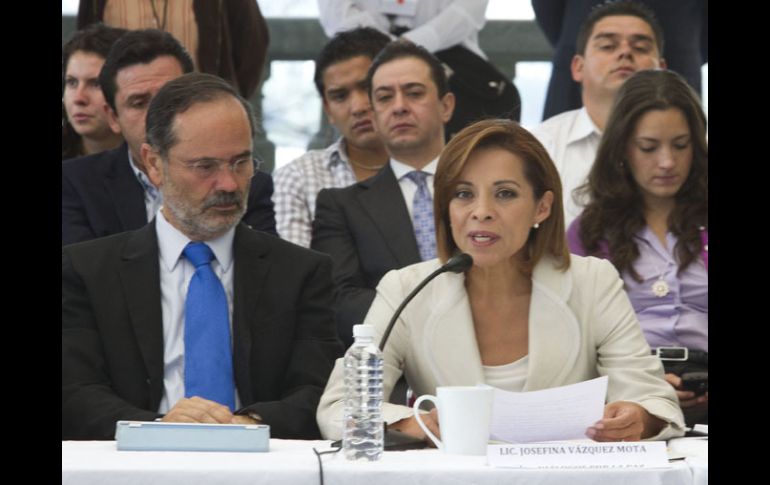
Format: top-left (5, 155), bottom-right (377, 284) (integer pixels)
top-left (576, 69), bottom-right (707, 281)
top-left (575, 0), bottom-right (664, 57)
top-left (62, 23), bottom-right (127, 93)
top-left (434, 119), bottom-right (570, 273)
top-left (366, 39), bottom-right (449, 99)
top-left (62, 24), bottom-right (127, 160)
top-left (145, 72), bottom-right (257, 158)
top-left (99, 29), bottom-right (194, 113)
top-left (314, 27), bottom-right (391, 98)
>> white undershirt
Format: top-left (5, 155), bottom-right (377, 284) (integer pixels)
top-left (482, 355), bottom-right (529, 392)
top-left (154, 208), bottom-right (240, 413)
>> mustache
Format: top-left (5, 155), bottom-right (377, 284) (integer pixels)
top-left (201, 191), bottom-right (244, 211)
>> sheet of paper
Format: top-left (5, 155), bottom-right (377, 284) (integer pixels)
top-left (489, 376), bottom-right (608, 443)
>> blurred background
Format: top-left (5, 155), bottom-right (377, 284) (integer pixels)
top-left (62, 0), bottom-right (707, 171)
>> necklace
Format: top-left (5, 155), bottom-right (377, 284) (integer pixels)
top-left (348, 157), bottom-right (385, 171)
top-left (150, 0), bottom-right (169, 31)
top-left (650, 259), bottom-right (670, 298)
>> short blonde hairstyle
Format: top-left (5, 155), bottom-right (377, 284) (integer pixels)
top-left (434, 119), bottom-right (570, 273)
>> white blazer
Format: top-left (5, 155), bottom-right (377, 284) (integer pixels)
top-left (317, 255), bottom-right (686, 441)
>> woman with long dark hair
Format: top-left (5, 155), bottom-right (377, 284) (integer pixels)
top-left (568, 69), bottom-right (708, 426)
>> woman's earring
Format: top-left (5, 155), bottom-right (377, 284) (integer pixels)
top-left (533, 223), bottom-right (540, 229)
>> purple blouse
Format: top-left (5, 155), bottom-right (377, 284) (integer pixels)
top-left (567, 218), bottom-right (708, 352)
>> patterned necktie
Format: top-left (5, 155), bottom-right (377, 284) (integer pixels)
top-left (404, 171), bottom-right (437, 260)
top-left (182, 242), bottom-right (235, 411)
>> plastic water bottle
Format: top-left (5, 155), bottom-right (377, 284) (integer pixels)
top-left (343, 324), bottom-right (384, 461)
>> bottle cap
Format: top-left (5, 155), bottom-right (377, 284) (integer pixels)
top-left (352, 324), bottom-right (375, 339)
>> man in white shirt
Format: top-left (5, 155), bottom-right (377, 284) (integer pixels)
top-left (529, 1), bottom-right (665, 225)
top-left (311, 40), bottom-right (455, 347)
top-left (62, 73), bottom-right (342, 441)
top-left (272, 27), bottom-right (390, 248)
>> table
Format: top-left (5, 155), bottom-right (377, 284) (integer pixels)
top-left (62, 439), bottom-right (705, 485)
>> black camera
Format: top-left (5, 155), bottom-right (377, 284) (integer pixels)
top-left (681, 371), bottom-right (708, 396)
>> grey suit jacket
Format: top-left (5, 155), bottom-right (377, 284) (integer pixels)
top-left (317, 255), bottom-right (685, 441)
top-left (311, 164), bottom-right (421, 347)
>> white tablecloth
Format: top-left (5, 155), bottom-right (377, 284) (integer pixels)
top-left (669, 437), bottom-right (708, 485)
top-left (62, 439), bottom-right (701, 485)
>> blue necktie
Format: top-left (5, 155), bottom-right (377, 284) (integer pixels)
top-left (404, 171), bottom-right (437, 260)
top-left (182, 242), bottom-right (235, 411)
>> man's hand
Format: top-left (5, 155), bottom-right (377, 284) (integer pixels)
top-left (161, 396), bottom-right (235, 424)
top-left (230, 414), bottom-right (261, 425)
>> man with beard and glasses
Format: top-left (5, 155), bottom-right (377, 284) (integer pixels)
top-left (62, 29), bottom-right (276, 246)
top-left (62, 73), bottom-right (343, 441)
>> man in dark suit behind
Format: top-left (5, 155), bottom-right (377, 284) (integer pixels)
top-left (311, 41), bottom-right (455, 348)
top-left (62, 29), bottom-right (276, 246)
top-left (62, 73), bottom-right (342, 440)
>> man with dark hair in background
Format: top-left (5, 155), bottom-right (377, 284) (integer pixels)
top-left (311, 40), bottom-right (455, 348)
top-left (272, 27), bottom-right (390, 248)
top-left (533, 0), bottom-right (707, 120)
top-left (62, 29), bottom-right (276, 245)
top-left (530, 1), bottom-right (666, 226)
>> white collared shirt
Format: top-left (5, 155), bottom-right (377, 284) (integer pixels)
top-left (154, 208), bottom-right (240, 413)
top-left (528, 107), bottom-right (602, 226)
top-left (390, 157), bottom-right (438, 220)
top-left (128, 151), bottom-right (163, 222)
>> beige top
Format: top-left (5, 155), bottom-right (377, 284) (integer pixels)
top-left (103, 0), bottom-right (199, 69)
top-left (482, 355), bottom-right (529, 392)
top-left (316, 255), bottom-right (685, 441)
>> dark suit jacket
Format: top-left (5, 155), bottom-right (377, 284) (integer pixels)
top-left (311, 165), bottom-right (421, 348)
top-left (62, 222), bottom-right (343, 440)
top-left (62, 144), bottom-right (277, 245)
top-left (533, 0), bottom-right (708, 120)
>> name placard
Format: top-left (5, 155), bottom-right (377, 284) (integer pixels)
top-left (487, 441), bottom-right (670, 469)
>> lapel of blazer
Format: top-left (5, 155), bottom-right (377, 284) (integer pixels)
top-left (357, 165), bottom-right (421, 265)
top-left (106, 144), bottom-right (150, 231)
top-left (119, 221), bottom-right (165, 404)
top-left (230, 224), bottom-right (271, 405)
top-left (523, 258), bottom-right (582, 391)
top-left (421, 271), bottom-right (486, 387)
top-left (421, 259), bottom-right (581, 391)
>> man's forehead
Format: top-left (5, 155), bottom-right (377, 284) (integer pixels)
top-left (372, 57), bottom-right (432, 87)
top-left (590, 15), bottom-right (655, 40)
top-left (115, 57), bottom-right (184, 89)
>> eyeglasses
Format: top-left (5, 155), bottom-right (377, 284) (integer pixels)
top-left (172, 156), bottom-right (261, 180)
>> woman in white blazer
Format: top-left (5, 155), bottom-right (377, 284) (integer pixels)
top-left (317, 119), bottom-right (685, 443)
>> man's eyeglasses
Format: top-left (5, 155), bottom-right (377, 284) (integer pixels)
top-left (173, 157), bottom-right (261, 180)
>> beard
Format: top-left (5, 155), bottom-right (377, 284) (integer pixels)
top-left (161, 171), bottom-right (248, 240)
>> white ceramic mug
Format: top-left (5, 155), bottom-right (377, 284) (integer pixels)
top-left (412, 385), bottom-right (494, 455)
